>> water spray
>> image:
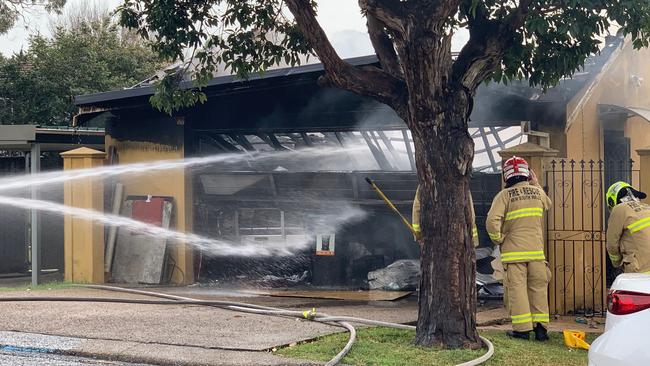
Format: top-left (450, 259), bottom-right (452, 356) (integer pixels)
top-left (0, 147), bottom-right (367, 257)
top-left (0, 147), bottom-right (365, 194)
top-left (0, 195), bottom-right (366, 257)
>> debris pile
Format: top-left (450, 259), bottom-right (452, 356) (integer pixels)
top-left (367, 259), bottom-right (420, 291)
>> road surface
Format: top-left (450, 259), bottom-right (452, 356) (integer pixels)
top-left (0, 350), bottom-right (146, 365)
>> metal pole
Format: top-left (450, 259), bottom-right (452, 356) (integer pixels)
top-left (30, 143), bottom-right (41, 286)
top-left (24, 153), bottom-right (30, 265)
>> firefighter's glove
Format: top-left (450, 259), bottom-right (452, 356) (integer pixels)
top-left (413, 224), bottom-right (422, 243)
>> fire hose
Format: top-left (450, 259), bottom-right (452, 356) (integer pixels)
top-left (0, 285), bottom-right (494, 366)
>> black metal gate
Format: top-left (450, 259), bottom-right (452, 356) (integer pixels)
top-left (545, 159), bottom-right (639, 315)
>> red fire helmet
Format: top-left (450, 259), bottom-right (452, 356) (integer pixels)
top-left (502, 156), bottom-right (530, 182)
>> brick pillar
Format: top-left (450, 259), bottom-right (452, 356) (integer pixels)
top-left (637, 146), bottom-right (650, 201)
top-left (61, 147), bottom-right (106, 283)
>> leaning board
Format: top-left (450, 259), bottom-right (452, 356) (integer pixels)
top-left (111, 197), bottom-right (173, 284)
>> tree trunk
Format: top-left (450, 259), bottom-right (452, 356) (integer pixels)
top-left (285, 0), bottom-right (482, 348)
top-left (411, 92), bottom-right (480, 349)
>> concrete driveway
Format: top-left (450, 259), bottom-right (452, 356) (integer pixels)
top-left (0, 286), bottom-right (419, 365)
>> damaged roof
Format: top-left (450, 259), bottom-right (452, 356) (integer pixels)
top-left (74, 35), bottom-right (624, 130)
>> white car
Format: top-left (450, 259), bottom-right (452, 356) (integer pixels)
top-left (588, 273), bottom-right (650, 366)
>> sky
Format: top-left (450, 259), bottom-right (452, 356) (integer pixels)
top-left (0, 0), bottom-right (371, 56)
top-left (0, 0), bottom-right (468, 58)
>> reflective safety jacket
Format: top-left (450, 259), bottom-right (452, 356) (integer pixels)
top-left (606, 200), bottom-right (650, 274)
top-left (486, 181), bottom-right (551, 263)
top-left (412, 186), bottom-right (479, 246)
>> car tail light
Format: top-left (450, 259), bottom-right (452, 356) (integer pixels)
top-left (608, 290), bottom-right (650, 315)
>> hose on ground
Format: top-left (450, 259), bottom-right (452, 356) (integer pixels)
top-left (82, 285), bottom-right (494, 365)
top-left (0, 285), bottom-right (493, 366)
top-left (326, 321), bottom-right (356, 366)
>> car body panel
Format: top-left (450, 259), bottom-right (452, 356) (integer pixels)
top-left (588, 273), bottom-right (650, 366)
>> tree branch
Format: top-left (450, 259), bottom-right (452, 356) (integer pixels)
top-left (452, 0), bottom-right (532, 91)
top-left (285, 0), bottom-right (407, 117)
top-left (358, 0), bottom-right (405, 33)
top-left (366, 12), bottom-right (403, 79)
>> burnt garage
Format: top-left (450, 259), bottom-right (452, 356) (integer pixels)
top-left (73, 55), bottom-right (537, 288)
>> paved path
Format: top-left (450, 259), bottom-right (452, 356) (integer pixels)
top-left (0, 287), bottom-right (366, 365)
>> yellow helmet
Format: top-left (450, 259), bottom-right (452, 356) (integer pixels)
top-left (606, 181), bottom-right (646, 210)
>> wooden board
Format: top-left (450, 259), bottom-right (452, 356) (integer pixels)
top-left (112, 197), bottom-right (173, 284)
top-left (246, 289), bottom-right (413, 301)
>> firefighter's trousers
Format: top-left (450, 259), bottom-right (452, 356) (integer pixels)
top-left (504, 261), bottom-right (551, 332)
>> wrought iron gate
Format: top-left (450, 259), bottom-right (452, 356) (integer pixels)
top-left (545, 159), bottom-right (640, 315)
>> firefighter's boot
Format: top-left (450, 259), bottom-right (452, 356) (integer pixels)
top-left (506, 330), bottom-right (530, 340)
top-left (534, 323), bottom-right (549, 341)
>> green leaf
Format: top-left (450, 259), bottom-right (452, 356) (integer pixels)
top-left (0, 9), bottom-right (162, 126)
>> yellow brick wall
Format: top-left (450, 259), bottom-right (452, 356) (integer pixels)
top-left (105, 135), bottom-right (194, 285)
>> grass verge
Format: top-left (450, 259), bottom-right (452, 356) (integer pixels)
top-left (276, 328), bottom-right (596, 366)
top-left (0, 281), bottom-right (75, 292)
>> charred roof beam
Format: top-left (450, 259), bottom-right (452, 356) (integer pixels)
top-left (401, 130), bottom-right (415, 171)
top-left (361, 131), bottom-right (394, 170)
top-left (199, 135), bottom-right (229, 152)
top-left (300, 132), bottom-right (314, 147)
top-left (478, 128), bottom-right (498, 172)
top-left (206, 133), bottom-right (243, 153)
top-left (490, 127), bottom-right (507, 150)
top-left (376, 131), bottom-right (403, 167)
top-left (230, 134), bottom-right (256, 151)
top-left (262, 133), bottom-right (290, 151)
top-left (324, 132), bottom-right (343, 147)
top-left (334, 132), bottom-right (346, 146)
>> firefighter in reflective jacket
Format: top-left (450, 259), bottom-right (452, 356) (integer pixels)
top-left (412, 185), bottom-right (478, 247)
top-left (486, 156), bottom-right (552, 341)
top-left (605, 181), bottom-right (650, 274)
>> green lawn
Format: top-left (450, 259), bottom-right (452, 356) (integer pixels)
top-left (0, 281), bottom-right (75, 292)
top-left (277, 328), bottom-right (596, 366)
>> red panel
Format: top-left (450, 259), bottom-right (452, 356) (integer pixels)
top-left (132, 198), bottom-right (165, 227)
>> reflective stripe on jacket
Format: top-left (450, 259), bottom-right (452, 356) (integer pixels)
top-left (486, 181), bottom-right (551, 263)
top-left (606, 200), bottom-right (650, 273)
top-left (412, 186), bottom-right (479, 247)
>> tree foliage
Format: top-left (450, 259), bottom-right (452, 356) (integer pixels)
top-left (0, 13), bottom-right (163, 126)
top-left (0, 0), bottom-right (66, 34)
top-left (118, 1), bottom-right (650, 115)
top-left (117, 0), bottom-right (650, 348)
top-left (118, 0), bottom-right (312, 113)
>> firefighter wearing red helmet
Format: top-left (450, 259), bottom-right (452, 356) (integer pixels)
top-left (486, 156), bottom-right (552, 341)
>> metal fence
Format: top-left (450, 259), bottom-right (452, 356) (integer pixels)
top-left (545, 159), bottom-right (639, 316)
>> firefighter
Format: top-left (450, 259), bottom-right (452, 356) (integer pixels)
top-left (605, 181), bottom-right (650, 274)
top-left (412, 185), bottom-right (478, 247)
top-left (486, 156), bottom-right (552, 341)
